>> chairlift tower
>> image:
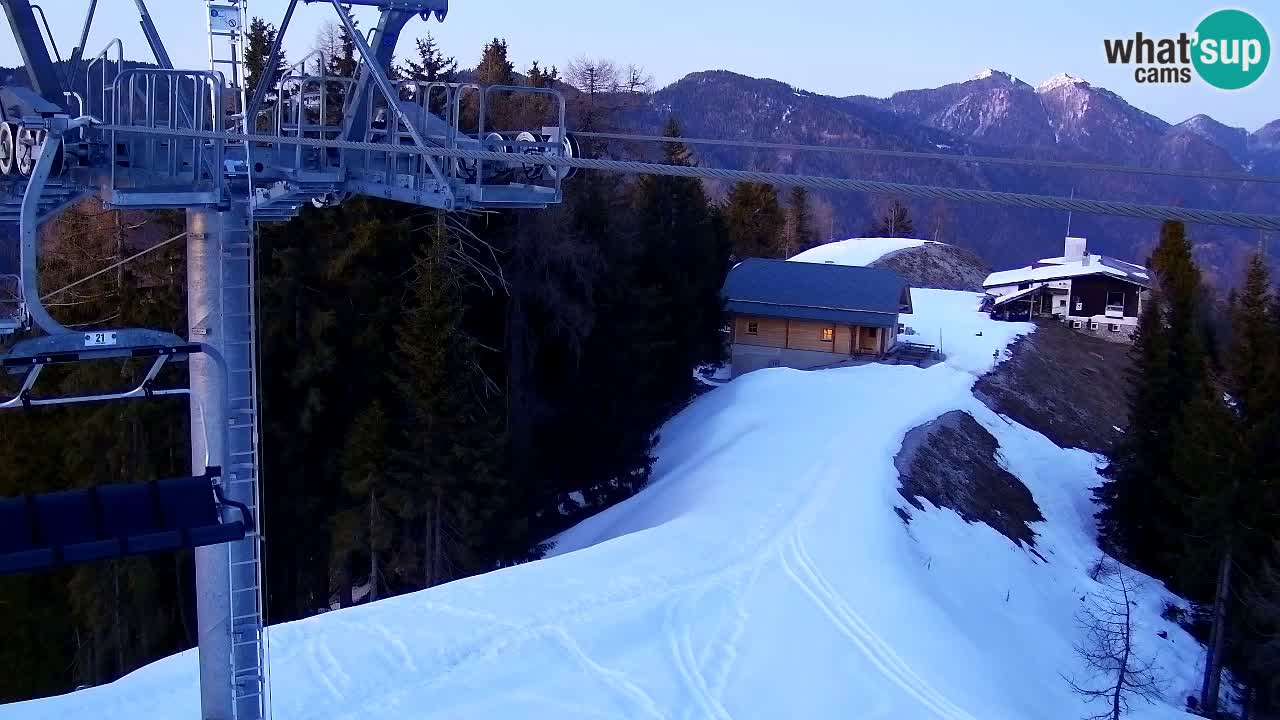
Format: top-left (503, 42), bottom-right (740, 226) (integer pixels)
top-left (0, 1), bottom-right (581, 718)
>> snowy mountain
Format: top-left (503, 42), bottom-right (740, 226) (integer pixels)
top-left (1177, 115), bottom-right (1251, 166)
top-left (1032, 74), bottom-right (1170, 164)
top-left (862, 70), bottom-right (1057, 149)
top-left (1249, 120), bottom-right (1280, 175)
top-left (7, 265), bottom-right (1210, 720)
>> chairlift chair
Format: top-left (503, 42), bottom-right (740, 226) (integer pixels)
top-left (0, 467), bottom-right (253, 576)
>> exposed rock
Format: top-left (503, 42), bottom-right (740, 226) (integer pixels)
top-left (974, 319), bottom-right (1133, 455)
top-left (870, 242), bottom-right (990, 291)
top-left (895, 410), bottom-right (1044, 551)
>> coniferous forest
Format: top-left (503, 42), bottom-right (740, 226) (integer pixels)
top-left (0, 28), bottom-right (746, 699)
top-left (1094, 221), bottom-right (1280, 716)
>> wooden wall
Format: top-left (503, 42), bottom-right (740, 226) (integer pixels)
top-left (733, 314), bottom-right (896, 356)
top-left (788, 320), bottom-right (838, 352)
top-left (734, 315), bottom-right (788, 348)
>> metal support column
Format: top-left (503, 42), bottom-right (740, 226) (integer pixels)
top-left (188, 203), bottom-right (266, 720)
top-left (0, 0), bottom-right (64, 104)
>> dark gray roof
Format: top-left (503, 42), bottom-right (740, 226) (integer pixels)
top-left (722, 258), bottom-right (910, 328)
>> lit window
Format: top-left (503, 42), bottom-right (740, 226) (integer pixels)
top-left (747, 321), bottom-right (759, 335)
top-left (821, 328), bottom-right (834, 342)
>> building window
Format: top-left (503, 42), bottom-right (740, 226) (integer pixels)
top-left (746, 321), bottom-right (758, 335)
top-left (1110, 324), bottom-right (1122, 332)
top-left (1089, 322), bottom-right (1099, 331)
top-left (821, 327), bottom-right (834, 342)
top-left (1072, 320), bottom-right (1083, 329)
top-left (1106, 291), bottom-right (1125, 312)
top-left (867, 327), bottom-right (878, 338)
top-left (1056, 298), bottom-right (1066, 307)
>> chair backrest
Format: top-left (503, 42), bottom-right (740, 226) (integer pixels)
top-left (0, 471), bottom-right (245, 576)
top-left (35, 490), bottom-right (100, 546)
top-left (0, 497), bottom-right (35, 553)
top-left (98, 483), bottom-right (162, 537)
top-left (157, 476), bottom-right (219, 530)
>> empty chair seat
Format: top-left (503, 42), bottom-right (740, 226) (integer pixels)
top-left (98, 483), bottom-right (181, 555)
top-left (157, 476), bottom-right (245, 548)
top-left (0, 497), bottom-right (54, 574)
top-left (35, 489), bottom-right (119, 564)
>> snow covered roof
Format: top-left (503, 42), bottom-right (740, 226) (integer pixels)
top-left (789, 237), bottom-right (937, 268)
top-left (983, 255), bottom-right (1151, 289)
top-left (992, 284), bottom-right (1044, 306)
top-left (724, 258), bottom-right (910, 328)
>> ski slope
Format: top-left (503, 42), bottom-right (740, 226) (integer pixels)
top-left (790, 237), bottom-right (937, 267)
top-left (5, 298), bottom-right (1205, 720)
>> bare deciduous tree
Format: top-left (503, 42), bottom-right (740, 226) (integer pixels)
top-left (623, 64), bottom-right (654, 94)
top-left (566, 55), bottom-right (619, 99)
top-left (1064, 557), bottom-right (1165, 720)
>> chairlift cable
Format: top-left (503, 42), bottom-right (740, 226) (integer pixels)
top-left (41, 231), bottom-right (187, 301)
top-left (93, 124), bottom-right (1280, 232)
top-left (575, 130), bottom-right (1280, 185)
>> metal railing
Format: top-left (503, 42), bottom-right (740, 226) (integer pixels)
top-left (110, 69), bottom-right (225, 199)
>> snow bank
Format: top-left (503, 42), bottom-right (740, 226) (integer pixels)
top-left (789, 237), bottom-right (937, 268)
top-left (902, 289), bottom-right (1030, 376)
top-left (5, 291), bottom-right (1202, 720)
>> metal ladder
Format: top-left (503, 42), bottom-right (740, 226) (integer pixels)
top-left (219, 214), bottom-right (268, 720)
top-left (207, 3), bottom-right (268, 718)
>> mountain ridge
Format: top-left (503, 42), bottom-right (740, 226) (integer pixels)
top-left (629, 68), bottom-right (1278, 283)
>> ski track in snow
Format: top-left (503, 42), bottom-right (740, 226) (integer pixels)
top-left (547, 626), bottom-right (668, 720)
top-left (780, 533), bottom-right (974, 720)
top-left (666, 588), bottom-right (734, 720)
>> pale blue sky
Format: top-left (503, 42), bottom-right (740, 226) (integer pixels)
top-left (1, 0), bottom-right (1275, 131)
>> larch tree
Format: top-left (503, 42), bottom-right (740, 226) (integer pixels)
top-left (1064, 557), bottom-right (1165, 720)
top-left (867, 198), bottom-right (916, 238)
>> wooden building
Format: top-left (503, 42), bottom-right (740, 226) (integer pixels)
top-left (722, 258), bottom-right (913, 377)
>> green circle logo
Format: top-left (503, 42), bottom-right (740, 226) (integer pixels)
top-left (1193, 9), bottom-right (1270, 89)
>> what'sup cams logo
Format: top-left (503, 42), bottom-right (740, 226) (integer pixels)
top-left (1104, 9), bottom-right (1270, 89)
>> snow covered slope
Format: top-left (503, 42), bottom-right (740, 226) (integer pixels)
top-left (5, 294), bottom-right (1205, 720)
top-left (790, 237), bottom-right (936, 267)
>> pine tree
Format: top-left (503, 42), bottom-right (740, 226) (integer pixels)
top-left (1095, 221), bottom-right (1209, 582)
top-left (783, 186), bottom-right (815, 258)
top-left (244, 17), bottom-right (288, 109)
top-left (868, 198), bottom-right (916, 238)
top-left (327, 20), bottom-right (358, 78)
top-left (330, 401), bottom-right (397, 605)
top-left (632, 116), bottom-right (729, 395)
top-left (398, 33), bottom-right (457, 83)
top-left (475, 38), bottom-right (514, 85)
top-left (725, 181), bottom-right (785, 259)
top-left (392, 228), bottom-right (510, 587)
